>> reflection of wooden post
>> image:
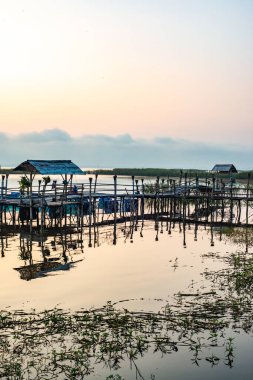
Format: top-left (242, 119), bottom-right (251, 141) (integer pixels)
top-left (238, 199), bottom-right (241, 224)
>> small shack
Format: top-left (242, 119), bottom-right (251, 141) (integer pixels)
top-left (211, 164), bottom-right (237, 174)
top-left (14, 160), bottom-right (84, 177)
top-left (11, 160), bottom-right (85, 226)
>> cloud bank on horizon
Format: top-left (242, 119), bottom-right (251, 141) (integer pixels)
top-left (0, 129), bottom-right (251, 170)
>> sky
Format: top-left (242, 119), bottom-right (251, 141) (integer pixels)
top-left (0, 0), bottom-right (253, 168)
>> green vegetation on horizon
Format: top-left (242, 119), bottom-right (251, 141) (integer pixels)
top-left (89, 168), bottom-right (253, 180)
top-left (1, 167), bottom-right (253, 180)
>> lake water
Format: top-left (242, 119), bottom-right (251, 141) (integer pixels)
top-left (3, 172), bottom-right (140, 193)
top-left (1, 216), bottom-right (253, 379)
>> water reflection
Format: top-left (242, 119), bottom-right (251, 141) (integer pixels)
top-left (0, 220), bottom-right (252, 280)
top-left (0, 221), bottom-right (253, 379)
top-left (14, 232), bottom-right (84, 281)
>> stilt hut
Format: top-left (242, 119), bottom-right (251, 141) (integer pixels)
top-left (211, 164), bottom-right (237, 174)
top-left (13, 160), bottom-right (84, 229)
top-left (14, 160), bottom-right (84, 177)
top-left (211, 164), bottom-right (237, 185)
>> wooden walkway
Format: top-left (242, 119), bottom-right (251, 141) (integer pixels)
top-left (1, 175), bottom-right (253, 231)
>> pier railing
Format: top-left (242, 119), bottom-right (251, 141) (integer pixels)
top-left (0, 175), bottom-right (253, 230)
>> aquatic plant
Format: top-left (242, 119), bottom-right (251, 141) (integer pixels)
top-left (1, 281), bottom-right (252, 380)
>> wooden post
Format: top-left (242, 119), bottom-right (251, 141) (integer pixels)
top-left (135, 179), bottom-right (139, 228)
top-left (179, 170), bottom-right (182, 187)
top-left (5, 174), bottom-right (9, 197)
top-left (0, 175), bottom-right (4, 226)
top-left (80, 184), bottom-right (84, 229)
top-left (246, 173), bottom-right (250, 227)
top-left (1, 175), bottom-right (5, 225)
top-left (113, 175), bottom-right (117, 245)
top-left (130, 176), bottom-right (135, 226)
top-left (141, 178), bottom-right (145, 229)
top-left (54, 181), bottom-right (57, 227)
top-left (88, 177), bottom-right (92, 247)
top-left (173, 179), bottom-right (176, 221)
top-left (182, 173), bottom-right (187, 245)
top-left (94, 173), bottom-right (98, 194)
top-left (161, 178), bottom-right (165, 216)
top-left (210, 176), bottom-right (215, 246)
top-left (40, 185), bottom-right (45, 236)
top-left (1, 175), bottom-right (4, 198)
top-left (132, 176), bottom-right (135, 195)
top-left (38, 180), bottom-right (41, 196)
top-left (229, 176), bottom-right (233, 223)
top-left (29, 172), bottom-right (33, 234)
top-left (155, 176), bottom-right (160, 225)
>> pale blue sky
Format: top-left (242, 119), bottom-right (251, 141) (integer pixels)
top-left (0, 1), bottom-right (252, 167)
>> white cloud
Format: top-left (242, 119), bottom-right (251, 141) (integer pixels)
top-left (0, 129), bottom-right (252, 170)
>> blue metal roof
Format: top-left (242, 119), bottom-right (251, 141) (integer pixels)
top-left (14, 160), bottom-right (84, 175)
top-left (211, 164), bottom-right (237, 173)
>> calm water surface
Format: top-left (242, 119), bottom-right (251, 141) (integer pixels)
top-left (1, 218), bottom-right (253, 379)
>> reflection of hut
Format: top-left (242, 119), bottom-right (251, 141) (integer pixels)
top-left (14, 259), bottom-right (82, 281)
top-left (211, 164), bottom-right (237, 174)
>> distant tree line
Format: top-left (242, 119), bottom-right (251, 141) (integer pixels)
top-left (1, 167), bottom-right (253, 180)
top-left (88, 168), bottom-right (253, 180)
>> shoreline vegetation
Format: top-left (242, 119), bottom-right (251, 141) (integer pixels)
top-left (88, 168), bottom-right (253, 180)
top-left (1, 167), bottom-right (253, 180)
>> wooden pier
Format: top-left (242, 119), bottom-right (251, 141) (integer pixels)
top-left (1, 170), bottom-right (253, 234)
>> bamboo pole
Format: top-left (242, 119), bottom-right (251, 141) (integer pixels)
top-left (246, 173), bottom-right (250, 227)
top-left (88, 177), bottom-right (92, 247)
top-left (29, 172), bottom-right (33, 235)
top-left (113, 175), bottom-right (117, 245)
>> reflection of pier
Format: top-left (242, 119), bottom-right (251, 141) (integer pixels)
top-left (1, 212), bottom-right (252, 281)
top-left (13, 230), bottom-right (84, 281)
top-left (1, 160), bottom-right (253, 234)
top-left (1, 223), bottom-right (252, 283)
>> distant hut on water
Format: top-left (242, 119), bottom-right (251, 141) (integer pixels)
top-left (211, 164), bottom-right (237, 174)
